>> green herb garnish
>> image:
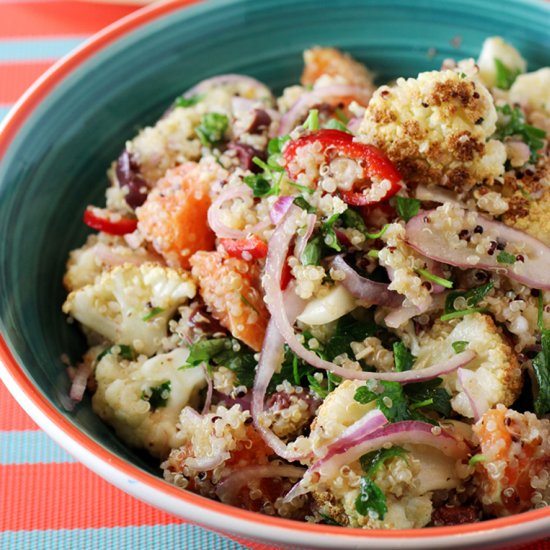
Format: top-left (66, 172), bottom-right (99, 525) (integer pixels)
top-left (174, 93), bottom-right (204, 108)
top-left (393, 341), bottom-right (415, 372)
top-left (324, 118), bottom-right (351, 133)
top-left (293, 196), bottom-right (316, 213)
top-left (341, 208), bottom-right (389, 239)
top-left (496, 251), bottom-right (516, 265)
top-left (532, 294), bottom-right (550, 415)
top-left (395, 196), bottom-right (420, 222)
top-left (452, 341), bottom-right (469, 353)
top-left (196, 112), bottom-right (229, 147)
top-left (440, 307), bottom-right (489, 321)
top-left (355, 477), bottom-right (388, 519)
top-left (416, 268), bottom-right (453, 289)
top-left (444, 281), bottom-right (494, 318)
top-left (494, 58), bottom-right (521, 90)
top-left (141, 380), bottom-right (171, 410)
top-left (322, 213), bottom-right (342, 252)
top-left (303, 109), bottom-right (320, 131)
top-left (142, 306), bottom-right (164, 321)
top-left (360, 446), bottom-right (408, 477)
top-left (468, 454), bottom-right (487, 466)
top-left (243, 174), bottom-right (273, 197)
top-left (97, 344), bottom-right (136, 362)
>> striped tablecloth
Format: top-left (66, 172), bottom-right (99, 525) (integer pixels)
top-left (0, 2), bottom-right (548, 549)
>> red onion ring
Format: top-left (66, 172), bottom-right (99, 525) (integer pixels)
top-left (184, 74), bottom-right (274, 104)
top-left (294, 213), bottom-right (316, 260)
top-left (201, 365), bottom-right (213, 415)
top-left (208, 184), bottom-right (270, 239)
top-left (330, 255), bottom-right (403, 307)
top-left (278, 85), bottom-right (372, 136)
top-left (406, 208), bottom-right (550, 290)
top-left (457, 368), bottom-right (490, 421)
top-left (215, 463), bottom-right (306, 504)
top-left (264, 207), bottom-right (477, 382)
top-left (184, 452), bottom-right (229, 472)
top-left (69, 362), bottom-right (91, 402)
top-left (270, 196), bottom-right (294, 225)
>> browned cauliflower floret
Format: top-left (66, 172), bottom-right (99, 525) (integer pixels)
top-left (414, 313), bottom-right (522, 418)
top-left (473, 406), bottom-right (550, 517)
top-left (358, 70), bottom-right (506, 191)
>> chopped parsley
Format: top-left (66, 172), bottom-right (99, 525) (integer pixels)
top-left (532, 294), bottom-right (550, 415)
top-left (494, 58), bottom-right (521, 90)
top-left (496, 251), bottom-right (516, 265)
top-left (395, 196), bottom-right (420, 222)
top-left (495, 104), bottom-right (547, 163)
top-left (299, 213), bottom-right (344, 265)
top-left (195, 112), bottom-right (229, 147)
top-left (416, 267), bottom-right (453, 289)
top-left (141, 380), bottom-right (171, 410)
top-left (360, 446), bottom-right (408, 477)
top-left (293, 196), bottom-right (316, 213)
top-left (322, 213), bottom-right (342, 252)
top-left (97, 344), bottom-right (136, 362)
top-left (303, 109), bottom-right (320, 131)
top-left (319, 512), bottom-right (341, 526)
top-left (181, 337), bottom-right (256, 389)
top-left (142, 306), bottom-right (164, 321)
top-left (300, 234), bottom-right (323, 266)
top-left (355, 477), bottom-right (388, 519)
top-left (354, 377), bottom-right (451, 422)
top-left (323, 118), bottom-right (351, 133)
top-left (245, 136), bottom-right (290, 197)
top-left (468, 453), bottom-right (487, 466)
top-left (341, 208), bottom-right (389, 239)
top-left (393, 341), bottom-right (415, 372)
top-left (452, 340), bottom-right (469, 353)
top-left (174, 93), bottom-right (204, 108)
top-left (443, 281), bottom-right (494, 321)
top-left (324, 311), bottom-right (379, 361)
top-left (243, 174), bottom-right (273, 197)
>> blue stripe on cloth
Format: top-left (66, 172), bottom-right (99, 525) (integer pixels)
top-left (0, 104), bottom-right (12, 121)
top-left (0, 431), bottom-right (75, 464)
top-left (0, 37), bottom-right (84, 62)
top-left (0, 525), bottom-right (250, 550)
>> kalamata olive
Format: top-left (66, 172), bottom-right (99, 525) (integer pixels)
top-left (247, 109), bottom-right (272, 134)
top-left (227, 142), bottom-right (266, 173)
top-left (115, 150), bottom-right (149, 209)
top-left (431, 505), bottom-right (480, 526)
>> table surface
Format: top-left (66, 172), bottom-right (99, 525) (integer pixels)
top-left (0, 2), bottom-right (548, 549)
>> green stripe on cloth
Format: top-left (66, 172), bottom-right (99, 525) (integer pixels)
top-left (0, 525), bottom-right (253, 550)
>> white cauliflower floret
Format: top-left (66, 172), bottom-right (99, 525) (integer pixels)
top-left (63, 263), bottom-right (196, 356)
top-left (509, 68), bottom-right (550, 116)
top-left (92, 347), bottom-right (205, 458)
top-left (414, 313), bottom-right (522, 418)
top-left (358, 70), bottom-right (506, 191)
top-left (304, 382), bottom-right (470, 528)
top-left (477, 37), bottom-right (526, 89)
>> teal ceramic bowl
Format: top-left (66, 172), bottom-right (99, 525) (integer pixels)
top-left (1, 0), bottom-right (549, 547)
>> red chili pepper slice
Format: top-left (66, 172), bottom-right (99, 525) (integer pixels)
top-left (83, 206), bottom-right (138, 236)
top-left (220, 235), bottom-right (268, 260)
top-left (283, 129), bottom-right (402, 206)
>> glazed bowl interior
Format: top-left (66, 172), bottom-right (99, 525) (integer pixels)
top-left (0, 0), bottom-right (549, 545)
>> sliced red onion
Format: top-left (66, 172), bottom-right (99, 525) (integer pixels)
top-left (383, 292), bottom-right (447, 329)
top-left (312, 420), bottom-right (467, 478)
top-left (184, 74), bottom-right (274, 104)
top-left (457, 368), bottom-right (491, 421)
top-left (270, 196), bottom-right (294, 225)
top-left (208, 184), bottom-right (270, 239)
top-left (212, 389), bottom-right (252, 411)
top-left (69, 362), bottom-right (91, 402)
top-left (330, 255), bottom-right (403, 308)
top-left (294, 213), bottom-right (316, 260)
top-left (406, 208), bottom-right (550, 290)
top-left (347, 116), bottom-right (362, 133)
top-left (184, 452), bottom-right (229, 472)
top-left (415, 184), bottom-right (462, 205)
top-left (264, 207), bottom-right (477, 382)
top-left (201, 365), bottom-right (213, 415)
top-left (215, 463), bottom-right (306, 504)
top-left (278, 85), bottom-right (372, 136)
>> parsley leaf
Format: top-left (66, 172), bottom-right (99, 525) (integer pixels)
top-left (355, 477), bottom-right (387, 519)
top-left (416, 267), bottom-right (453, 289)
top-left (494, 58), bottom-right (521, 90)
top-left (444, 281), bottom-right (494, 315)
top-left (142, 306), bottom-right (164, 321)
top-left (97, 344), bottom-right (136, 362)
top-left (341, 208), bottom-right (389, 239)
top-left (497, 251), bottom-right (516, 265)
top-left (322, 213), bottom-right (342, 252)
top-left (404, 378), bottom-right (452, 417)
top-left (182, 337), bottom-right (256, 389)
top-left (393, 341), bottom-right (415, 372)
top-left (495, 104), bottom-right (547, 163)
top-left (293, 196), bottom-right (316, 213)
top-left (301, 234), bottom-right (323, 266)
top-left (325, 312), bottom-right (378, 361)
top-left (440, 307), bottom-right (489, 321)
top-left (469, 453), bottom-right (487, 466)
top-left (195, 112), bottom-right (229, 147)
top-left (303, 109), bottom-right (320, 131)
top-left (452, 340), bottom-right (469, 353)
top-left (141, 380), bottom-right (171, 410)
top-left (174, 93), bottom-right (204, 108)
top-left (319, 513), bottom-right (341, 526)
top-left (243, 174), bottom-right (273, 197)
top-left (360, 446), bottom-right (408, 477)
top-left (533, 294), bottom-right (550, 415)
top-left (395, 196), bottom-right (420, 222)
top-left (324, 118), bottom-right (351, 133)
top-left (354, 381), bottom-right (410, 422)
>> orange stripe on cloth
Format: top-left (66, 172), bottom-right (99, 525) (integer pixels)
top-left (0, 61), bottom-right (54, 103)
top-left (0, 462), bottom-right (181, 530)
top-left (0, 380), bottom-right (38, 431)
top-left (0, 2), bottom-right (139, 39)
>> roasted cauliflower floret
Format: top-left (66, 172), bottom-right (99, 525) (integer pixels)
top-left (473, 406), bottom-right (550, 517)
top-left (509, 68), bottom-right (550, 116)
top-left (62, 263), bottom-right (196, 356)
top-left (358, 70), bottom-right (506, 190)
top-left (414, 314), bottom-right (522, 418)
top-left (92, 347), bottom-right (206, 458)
top-left (477, 37), bottom-right (526, 89)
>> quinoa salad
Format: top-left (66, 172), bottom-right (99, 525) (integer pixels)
top-left (62, 38), bottom-right (550, 529)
